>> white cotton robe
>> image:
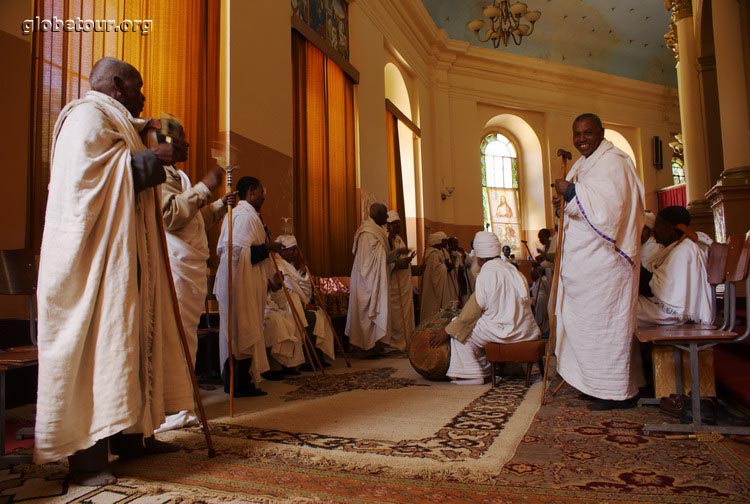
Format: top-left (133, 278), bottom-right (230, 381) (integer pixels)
top-left (276, 256), bottom-right (335, 360)
top-left (555, 139), bottom-right (645, 401)
top-left (386, 234), bottom-right (415, 351)
top-left (35, 92), bottom-right (193, 464)
top-left (264, 288), bottom-right (306, 368)
top-left (640, 236), bottom-right (664, 272)
top-left (447, 258), bottom-right (540, 380)
top-left (162, 166), bottom-right (225, 362)
top-left (638, 237), bottom-right (713, 327)
top-left (345, 219), bottom-right (390, 351)
top-left (214, 200), bottom-right (271, 383)
top-left (420, 247), bottom-right (448, 322)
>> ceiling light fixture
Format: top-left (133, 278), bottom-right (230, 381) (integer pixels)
top-left (467, 1), bottom-right (541, 48)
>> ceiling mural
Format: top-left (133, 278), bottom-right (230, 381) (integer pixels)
top-left (421, 0), bottom-right (677, 88)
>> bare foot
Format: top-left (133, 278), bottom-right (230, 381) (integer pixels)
top-left (70, 468), bottom-right (117, 486)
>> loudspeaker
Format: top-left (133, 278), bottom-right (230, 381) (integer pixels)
top-left (653, 136), bottom-right (663, 169)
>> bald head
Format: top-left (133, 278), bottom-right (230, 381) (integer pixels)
top-left (369, 203), bottom-right (388, 226)
top-left (90, 57), bottom-right (145, 117)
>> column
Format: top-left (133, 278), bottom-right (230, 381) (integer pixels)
top-left (666, 0), bottom-right (714, 235)
top-left (706, 0), bottom-right (750, 241)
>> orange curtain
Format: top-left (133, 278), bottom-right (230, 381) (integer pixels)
top-left (292, 32), bottom-right (357, 276)
top-left (29, 0), bottom-right (220, 249)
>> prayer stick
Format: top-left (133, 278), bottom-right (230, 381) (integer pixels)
top-left (145, 128), bottom-right (215, 458)
top-left (226, 167), bottom-right (235, 417)
top-left (541, 148), bottom-right (572, 405)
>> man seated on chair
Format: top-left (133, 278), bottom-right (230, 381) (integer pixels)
top-left (261, 270), bottom-right (307, 380)
top-left (429, 231), bottom-right (540, 384)
top-left (267, 234), bottom-right (335, 374)
top-left (638, 206), bottom-right (713, 328)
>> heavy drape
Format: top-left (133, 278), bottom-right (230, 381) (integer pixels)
top-left (29, 0), bottom-right (220, 249)
top-left (292, 31), bottom-right (357, 276)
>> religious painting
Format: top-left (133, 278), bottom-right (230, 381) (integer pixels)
top-left (327, 0), bottom-right (350, 59)
top-left (487, 187), bottom-right (522, 252)
top-left (291, 0), bottom-right (310, 23)
top-left (309, 0), bottom-right (328, 39)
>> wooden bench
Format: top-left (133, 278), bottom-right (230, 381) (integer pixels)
top-left (485, 339), bottom-right (546, 387)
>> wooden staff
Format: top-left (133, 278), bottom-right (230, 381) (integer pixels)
top-left (541, 148), bottom-right (572, 405)
top-left (145, 127), bottom-right (215, 458)
top-left (391, 233), bottom-right (411, 351)
top-left (296, 248), bottom-right (352, 368)
top-left (225, 165), bottom-right (236, 417)
top-left (265, 229), bottom-right (325, 374)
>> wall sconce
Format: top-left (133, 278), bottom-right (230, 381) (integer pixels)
top-left (441, 186), bottom-right (455, 200)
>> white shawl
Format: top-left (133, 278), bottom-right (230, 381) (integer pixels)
top-left (345, 219), bottom-right (390, 350)
top-left (214, 200), bottom-right (271, 382)
top-left (645, 237), bottom-right (713, 325)
top-left (35, 91), bottom-right (193, 464)
top-left (420, 247), bottom-right (448, 322)
top-left (555, 140), bottom-right (645, 400)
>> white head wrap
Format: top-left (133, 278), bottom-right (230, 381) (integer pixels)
top-left (275, 234), bottom-right (298, 249)
top-left (644, 211), bottom-right (656, 230)
top-left (473, 231), bottom-right (501, 258)
top-left (428, 232), bottom-right (447, 246)
top-left (386, 210), bottom-right (400, 223)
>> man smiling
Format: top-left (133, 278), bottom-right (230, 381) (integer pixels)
top-left (551, 113), bottom-right (645, 411)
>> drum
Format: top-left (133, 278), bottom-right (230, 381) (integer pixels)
top-left (409, 308), bottom-right (459, 381)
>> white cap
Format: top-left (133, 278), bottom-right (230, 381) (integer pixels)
top-left (644, 211), bottom-right (656, 230)
top-left (428, 232), bottom-right (447, 246)
top-left (473, 231), bottom-right (501, 258)
top-left (275, 234), bottom-right (298, 249)
top-left (386, 210), bottom-right (401, 223)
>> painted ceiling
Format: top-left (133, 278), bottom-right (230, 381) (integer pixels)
top-left (421, 0), bottom-right (677, 88)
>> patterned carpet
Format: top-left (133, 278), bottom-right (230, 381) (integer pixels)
top-left (3, 357), bottom-right (750, 503)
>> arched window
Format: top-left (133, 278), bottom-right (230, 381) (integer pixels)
top-left (671, 156), bottom-right (685, 185)
top-left (481, 133), bottom-right (522, 254)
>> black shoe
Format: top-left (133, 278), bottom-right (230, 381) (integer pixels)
top-left (577, 393), bottom-right (599, 402)
top-left (300, 363), bottom-right (314, 372)
top-left (233, 385), bottom-right (268, 397)
top-left (587, 397), bottom-right (638, 411)
top-left (261, 370), bottom-right (285, 381)
top-left (281, 367), bottom-right (301, 376)
top-left (680, 397), bottom-right (718, 425)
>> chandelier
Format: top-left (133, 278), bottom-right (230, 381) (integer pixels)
top-left (467, 1), bottom-right (541, 48)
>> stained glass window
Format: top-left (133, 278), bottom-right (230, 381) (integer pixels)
top-left (671, 156), bottom-right (685, 186)
top-left (481, 133), bottom-right (522, 255)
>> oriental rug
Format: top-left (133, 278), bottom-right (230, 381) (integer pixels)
top-left (4, 357), bottom-right (750, 503)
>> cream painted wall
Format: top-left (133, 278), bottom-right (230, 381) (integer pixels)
top-left (229, 0), bottom-right (292, 157)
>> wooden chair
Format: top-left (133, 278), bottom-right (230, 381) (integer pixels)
top-left (637, 232), bottom-right (750, 436)
top-left (485, 339), bottom-right (546, 387)
top-left (0, 249), bottom-right (38, 465)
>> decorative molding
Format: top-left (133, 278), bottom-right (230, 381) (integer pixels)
top-left (665, 23), bottom-right (679, 61)
top-left (665, 0), bottom-right (693, 21)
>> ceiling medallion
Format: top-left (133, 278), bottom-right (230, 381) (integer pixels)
top-left (467, 1), bottom-right (541, 47)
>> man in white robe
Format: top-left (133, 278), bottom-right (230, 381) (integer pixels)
top-left (275, 234), bottom-right (336, 366)
top-left (638, 206), bottom-right (713, 327)
top-left (640, 210), bottom-right (663, 272)
top-left (420, 232), bottom-right (450, 322)
top-left (386, 211), bottom-right (416, 351)
top-left (443, 237), bottom-right (461, 307)
top-left (346, 203), bottom-right (396, 352)
top-left (429, 232), bottom-right (540, 384)
top-left (263, 281), bottom-right (307, 372)
top-left (35, 58), bottom-right (193, 484)
top-left (215, 176), bottom-right (283, 396)
top-left (552, 113), bottom-right (644, 410)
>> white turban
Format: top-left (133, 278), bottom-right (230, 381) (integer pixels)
top-left (386, 210), bottom-right (400, 223)
top-left (428, 232), bottom-right (447, 247)
top-left (275, 234), bottom-right (298, 249)
top-left (644, 211), bottom-right (656, 230)
top-left (473, 231), bottom-right (501, 258)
